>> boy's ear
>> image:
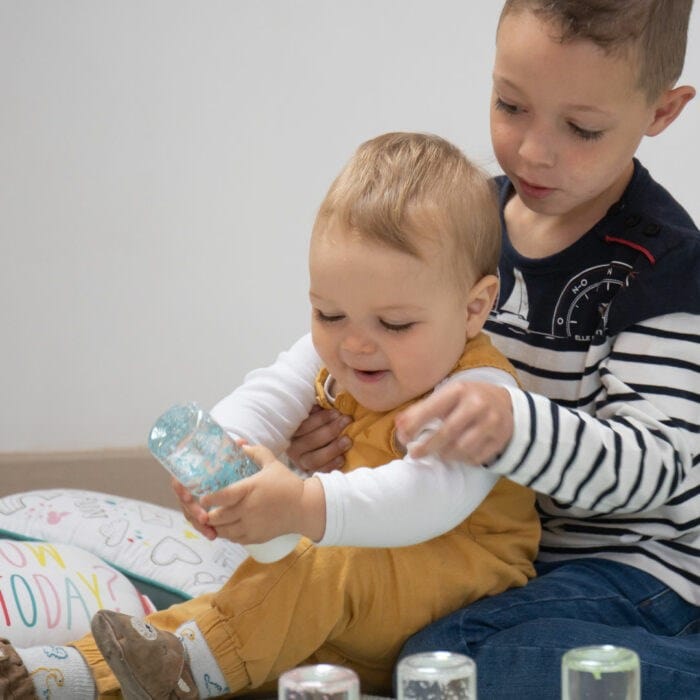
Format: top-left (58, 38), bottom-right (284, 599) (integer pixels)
top-left (465, 274), bottom-right (499, 338)
top-left (646, 84), bottom-right (696, 137)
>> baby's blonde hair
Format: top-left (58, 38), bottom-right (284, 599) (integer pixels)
top-left (499, 0), bottom-right (693, 101)
top-left (313, 132), bottom-right (500, 292)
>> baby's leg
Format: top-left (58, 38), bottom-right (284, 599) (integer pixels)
top-left (81, 525), bottom-right (526, 697)
top-left (72, 592), bottom-right (214, 697)
top-left (196, 527), bottom-right (525, 695)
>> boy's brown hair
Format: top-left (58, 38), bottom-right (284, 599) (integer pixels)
top-left (313, 132), bottom-right (501, 292)
top-left (499, 0), bottom-right (693, 101)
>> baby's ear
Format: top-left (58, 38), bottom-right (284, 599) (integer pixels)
top-left (465, 274), bottom-right (499, 338)
top-left (646, 84), bottom-right (695, 137)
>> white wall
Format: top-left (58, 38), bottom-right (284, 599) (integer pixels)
top-left (1, 1), bottom-right (698, 452)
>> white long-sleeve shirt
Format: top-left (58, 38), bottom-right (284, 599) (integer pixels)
top-left (211, 333), bottom-right (514, 546)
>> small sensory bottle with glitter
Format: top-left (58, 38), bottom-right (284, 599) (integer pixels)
top-left (148, 401), bottom-right (300, 563)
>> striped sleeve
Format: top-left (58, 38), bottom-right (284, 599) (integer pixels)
top-left (489, 312), bottom-right (700, 514)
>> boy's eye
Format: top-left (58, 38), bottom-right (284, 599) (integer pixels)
top-left (315, 309), bottom-right (345, 323)
top-left (494, 97), bottom-right (521, 115)
top-left (380, 319), bottom-right (415, 333)
top-left (569, 122), bottom-right (604, 141)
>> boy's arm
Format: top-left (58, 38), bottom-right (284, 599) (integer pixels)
top-left (210, 332), bottom-right (321, 454)
top-left (485, 312), bottom-right (699, 513)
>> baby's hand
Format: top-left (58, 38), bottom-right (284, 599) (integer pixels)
top-left (200, 444), bottom-right (326, 544)
top-left (395, 381), bottom-right (514, 465)
top-left (171, 478), bottom-right (218, 541)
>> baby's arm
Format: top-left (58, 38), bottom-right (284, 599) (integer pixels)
top-left (177, 333), bottom-right (321, 537)
top-left (209, 332), bottom-right (321, 453)
top-left (200, 368), bottom-right (514, 547)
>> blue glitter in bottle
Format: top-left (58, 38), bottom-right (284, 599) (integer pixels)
top-left (148, 402), bottom-right (259, 497)
top-left (148, 401), bottom-right (300, 563)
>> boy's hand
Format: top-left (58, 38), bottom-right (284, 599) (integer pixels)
top-left (171, 478), bottom-right (218, 541)
top-left (200, 444), bottom-right (326, 543)
top-left (395, 381), bottom-right (514, 465)
top-left (287, 405), bottom-right (353, 473)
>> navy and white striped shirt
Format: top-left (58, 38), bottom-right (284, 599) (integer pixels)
top-left (486, 160), bottom-right (700, 604)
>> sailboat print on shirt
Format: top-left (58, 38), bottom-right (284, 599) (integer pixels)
top-left (495, 268), bottom-right (530, 332)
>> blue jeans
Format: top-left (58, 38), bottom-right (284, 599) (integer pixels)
top-left (399, 559), bottom-right (700, 700)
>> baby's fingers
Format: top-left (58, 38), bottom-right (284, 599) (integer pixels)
top-left (200, 480), bottom-right (250, 511)
top-left (242, 443), bottom-right (278, 469)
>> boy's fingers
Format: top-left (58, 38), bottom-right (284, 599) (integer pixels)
top-left (288, 415), bottom-right (352, 473)
top-left (397, 390), bottom-right (457, 441)
top-left (407, 428), bottom-right (450, 459)
top-left (298, 439), bottom-right (350, 473)
top-left (291, 407), bottom-right (342, 438)
top-left (290, 414), bottom-right (351, 452)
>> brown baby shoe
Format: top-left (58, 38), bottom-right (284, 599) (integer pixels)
top-left (91, 611), bottom-right (199, 699)
top-left (0, 639), bottom-right (38, 699)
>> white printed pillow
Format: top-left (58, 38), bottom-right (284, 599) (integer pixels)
top-left (0, 539), bottom-right (155, 646)
top-left (0, 489), bottom-right (249, 606)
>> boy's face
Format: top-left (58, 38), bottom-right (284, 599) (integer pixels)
top-left (309, 225), bottom-right (469, 412)
top-left (491, 10), bottom-right (659, 220)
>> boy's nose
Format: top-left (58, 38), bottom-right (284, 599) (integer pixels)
top-left (518, 127), bottom-right (556, 168)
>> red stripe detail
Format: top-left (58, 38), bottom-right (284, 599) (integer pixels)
top-left (604, 235), bottom-right (656, 264)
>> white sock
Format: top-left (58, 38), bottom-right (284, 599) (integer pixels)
top-left (176, 620), bottom-right (230, 698)
top-left (18, 645), bottom-right (96, 699)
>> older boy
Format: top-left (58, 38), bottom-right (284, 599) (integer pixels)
top-left (393, 2), bottom-right (700, 696)
top-left (212, 1), bottom-right (699, 698)
top-left (0, 133), bottom-right (539, 699)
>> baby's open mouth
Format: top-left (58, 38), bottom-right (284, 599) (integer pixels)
top-left (353, 369), bottom-right (388, 382)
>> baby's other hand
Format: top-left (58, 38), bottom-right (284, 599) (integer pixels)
top-left (171, 478), bottom-right (218, 541)
top-left (395, 381), bottom-right (514, 465)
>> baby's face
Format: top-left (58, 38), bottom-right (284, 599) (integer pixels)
top-left (491, 9), bottom-right (659, 221)
top-left (308, 225), bottom-right (470, 412)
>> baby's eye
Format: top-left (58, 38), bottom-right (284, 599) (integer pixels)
top-left (569, 122), bottom-right (604, 141)
top-left (315, 309), bottom-right (345, 323)
top-left (494, 97), bottom-right (521, 115)
top-left (380, 319), bottom-right (415, 333)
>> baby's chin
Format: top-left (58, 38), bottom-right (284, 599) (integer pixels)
top-left (353, 389), bottom-right (423, 414)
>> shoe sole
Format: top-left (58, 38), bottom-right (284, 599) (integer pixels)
top-left (91, 613), bottom-right (153, 700)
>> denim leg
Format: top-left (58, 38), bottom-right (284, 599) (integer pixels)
top-left (398, 559), bottom-right (700, 700)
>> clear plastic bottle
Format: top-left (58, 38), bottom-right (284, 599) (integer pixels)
top-left (148, 401), bottom-right (300, 563)
top-left (397, 652), bottom-right (477, 700)
top-left (561, 645), bottom-right (640, 700)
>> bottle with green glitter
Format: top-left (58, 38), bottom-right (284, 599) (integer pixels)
top-left (148, 401), bottom-right (300, 563)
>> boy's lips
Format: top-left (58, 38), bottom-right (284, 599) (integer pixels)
top-left (517, 177), bottom-right (555, 199)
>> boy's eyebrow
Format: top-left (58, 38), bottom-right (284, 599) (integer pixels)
top-left (494, 75), bottom-right (614, 118)
top-left (563, 103), bottom-right (614, 118)
top-left (371, 303), bottom-right (429, 315)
